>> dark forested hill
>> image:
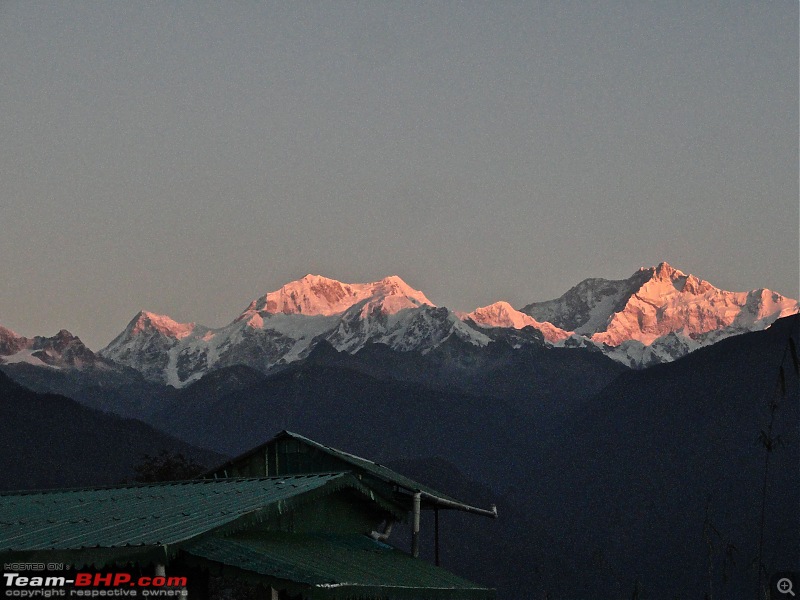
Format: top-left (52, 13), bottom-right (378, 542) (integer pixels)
top-left (0, 371), bottom-right (224, 490)
top-left (520, 314), bottom-right (800, 598)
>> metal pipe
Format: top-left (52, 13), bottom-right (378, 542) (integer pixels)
top-left (411, 492), bottom-right (421, 558)
top-left (419, 491), bottom-right (498, 519)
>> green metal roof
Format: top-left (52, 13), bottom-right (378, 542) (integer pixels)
top-left (207, 431), bottom-right (497, 517)
top-left (280, 431), bottom-right (462, 502)
top-left (185, 531), bottom-right (495, 600)
top-left (0, 473), bottom-right (373, 553)
top-left (0, 472), bottom-right (495, 598)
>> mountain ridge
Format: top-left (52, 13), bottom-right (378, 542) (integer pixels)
top-left (3, 262), bottom-right (796, 385)
top-left (0, 370), bottom-right (224, 490)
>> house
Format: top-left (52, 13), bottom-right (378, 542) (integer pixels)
top-left (202, 431), bottom-right (498, 563)
top-left (0, 432), bottom-right (497, 599)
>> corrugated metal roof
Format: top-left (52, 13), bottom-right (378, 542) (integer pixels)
top-left (185, 531), bottom-right (495, 600)
top-left (280, 432), bottom-right (462, 502)
top-left (0, 474), bottom-right (495, 598)
top-left (0, 473), bottom-right (355, 551)
top-left (206, 431), bottom-right (494, 514)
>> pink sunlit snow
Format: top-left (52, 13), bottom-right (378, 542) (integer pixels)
top-left (466, 301), bottom-right (572, 343)
top-left (240, 274), bottom-right (434, 318)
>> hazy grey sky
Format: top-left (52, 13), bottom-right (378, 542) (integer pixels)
top-left (1, 1), bottom-right (797, 349)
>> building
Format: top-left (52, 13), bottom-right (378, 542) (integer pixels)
top-left (0, 431), bottom-right (497, 599)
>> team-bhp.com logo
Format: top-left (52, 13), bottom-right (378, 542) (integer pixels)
top-left (3, 568), bottom-right (187, 597)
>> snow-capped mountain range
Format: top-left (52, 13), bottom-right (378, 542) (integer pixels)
top-left (0, 326), bottom-right (109, 370)
top-left (520, 262), bottom-right (798, 365)
top-left (100, 275), bottom-right (492, 387)
top-left (1, 263), bottom-right (797, 386)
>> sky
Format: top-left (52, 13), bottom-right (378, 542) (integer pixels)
top-left (1, 1), bottom-right (797, 350)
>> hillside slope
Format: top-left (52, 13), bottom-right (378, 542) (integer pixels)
top-left (0, 371), bottom-right (224, 490)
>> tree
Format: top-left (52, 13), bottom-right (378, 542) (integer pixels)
top-left (132, 450), bottom-right (207, 483)
top-left (755, 336), bottom-right (799, 599)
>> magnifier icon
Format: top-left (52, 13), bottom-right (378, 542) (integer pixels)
top-left (778, 578), bottom-right (796, 596)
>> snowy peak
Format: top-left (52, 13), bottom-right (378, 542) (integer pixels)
top-left (247, 274), bottom-right (355, 316)
top-left (0, 325), bottom-right (26, 356)
top-left (100, 311), bottom-right (197, 385)
top-left (636, 262), bottom-right (718, 297)
top-left (633, 262), bottom-right (716, 303)
top-left (681, 274), bottom-right (715, 296)
top-left (751, 288), bottom-right (800, 320)
top-left (243, 274), bottom-right (433, 317)
top-left (520, 271), bottom-right (650, 334)
top-left (28, 330), bottom-right (100, 368)
top-left (372, 275), bottom-right (431, 304)
top-left (592, 263), bottom-right (798, 346)
top-left (633, 264), bottom-right (691, 304)
top-left (520, 261), bottom-right (799, 364)
top-left (0, 325), bottom-right (103, 370)
top-left (101, 275), bottom-right (447, 387)
top-left (127, 311), bottom-right (195, 340)
top-left (645, 261), bottom-right (685, 282)
top-left (465, 301), bottom-right (571, 343)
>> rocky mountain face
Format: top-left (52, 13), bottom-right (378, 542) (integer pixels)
top-left (0, 326), bottom-right (110, 370)
top-left (520, 268), bottom-right (654, 333)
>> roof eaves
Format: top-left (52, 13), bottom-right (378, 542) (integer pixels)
top-left (200, 431), bottom-right (498, 519)
top-left (183, 532), bottom-right (497, 599)
top-left (281, 432), bottom-right (498, 517)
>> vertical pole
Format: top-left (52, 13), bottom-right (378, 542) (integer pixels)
top-left (434, 507), bottom-right (440, 566)
top-left (411, 492), bottom-right (421, 558)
